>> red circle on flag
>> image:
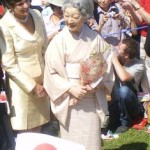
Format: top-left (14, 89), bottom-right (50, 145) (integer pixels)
top-left (34, 143), bottom-right (57, 150)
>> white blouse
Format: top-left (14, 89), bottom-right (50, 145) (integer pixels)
top-left (43, 12), bottom-right (64, 37)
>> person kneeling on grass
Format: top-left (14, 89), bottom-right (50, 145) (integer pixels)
top-left (108, 38), bottom-right (144, 134)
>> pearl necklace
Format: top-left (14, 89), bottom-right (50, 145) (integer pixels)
top-left (16, 15), bottom-right (29, 23)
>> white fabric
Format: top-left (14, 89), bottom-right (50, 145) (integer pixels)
top-left (43, 12), bottom-right (64, 37)
top-left (140, 36), bottom-right (150, 94)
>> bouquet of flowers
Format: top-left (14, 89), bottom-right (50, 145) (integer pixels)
top-left (80, 51), bottom-right (107, 85)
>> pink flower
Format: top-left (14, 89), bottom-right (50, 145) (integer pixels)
top-left (80, 51), bottom-right (107, 85)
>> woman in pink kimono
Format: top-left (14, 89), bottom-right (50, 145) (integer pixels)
top-left (44, 0), bottom-right (114, 149)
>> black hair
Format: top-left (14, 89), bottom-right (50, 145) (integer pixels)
top-left (122, 38), bottom-right (140, 59)
top-left (2, 0), bottom-right (31, 9)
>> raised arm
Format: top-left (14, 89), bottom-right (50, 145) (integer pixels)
top-left (121, 0), bottom-right (150, 24)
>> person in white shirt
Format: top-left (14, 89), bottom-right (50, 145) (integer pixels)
top-left (42, 0), bottom-right (64, 42)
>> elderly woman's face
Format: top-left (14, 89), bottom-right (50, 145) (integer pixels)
top-left (64, 7), bottom-right (84, 34)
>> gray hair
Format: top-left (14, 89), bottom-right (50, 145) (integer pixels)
top-left (63, 0), bottom-right (94, 21)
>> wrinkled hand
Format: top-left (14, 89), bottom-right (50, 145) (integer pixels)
top-left (68, 85), bottom-right (87, 99)
top-left (86, 84), bottom-right (95, 93)
top-left (33, 84), bottom-right (47, 98)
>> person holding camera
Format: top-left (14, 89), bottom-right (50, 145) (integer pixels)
top-left (93, 0), bottom-right (130, 46)
top-left (119, 0), bottom-right (150, 129)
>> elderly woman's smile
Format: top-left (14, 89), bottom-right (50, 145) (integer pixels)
top-left (64, 7), bottom-right (84, 34)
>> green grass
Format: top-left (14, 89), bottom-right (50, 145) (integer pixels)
top-left (102, 128), bottom-right (150, 150)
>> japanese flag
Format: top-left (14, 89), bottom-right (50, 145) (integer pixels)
top-left (15, 133), bottom-right (85, 150)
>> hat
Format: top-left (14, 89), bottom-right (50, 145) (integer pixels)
top-left (48, 0), bottom-right (64, 7)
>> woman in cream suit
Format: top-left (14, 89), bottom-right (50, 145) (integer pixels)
top-left (0, 0), bottom-right (50, 133)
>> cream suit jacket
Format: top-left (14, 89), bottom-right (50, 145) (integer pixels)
top-left (0, 9), bottom-right (50, 130)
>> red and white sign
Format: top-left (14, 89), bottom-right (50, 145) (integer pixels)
top-left (15, 133), bottom-right (85, 150)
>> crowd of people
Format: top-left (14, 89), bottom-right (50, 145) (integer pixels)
top-left (0, 0), bottom-right (150, 150)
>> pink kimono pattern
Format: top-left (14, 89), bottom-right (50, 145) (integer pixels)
top-left (44, 25), bottom-right (114, 150)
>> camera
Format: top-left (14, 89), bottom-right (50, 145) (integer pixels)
top-left (106, 11), bottom-right (116, 18)
top-left (106, 5), bottom-right (119, 18)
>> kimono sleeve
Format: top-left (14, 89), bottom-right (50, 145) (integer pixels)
top-left (98, 35), bottom-right (115, 93)
top-left (44, 37), bottom-right (71, 102)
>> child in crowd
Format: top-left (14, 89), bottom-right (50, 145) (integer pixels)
top-left (93, 0), bottom-right (130, 46)
top-left (42, 0), bottom-right (64, 42)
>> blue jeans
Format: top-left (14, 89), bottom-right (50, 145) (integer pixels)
top-left (108, 84), bottom-right (140, 130)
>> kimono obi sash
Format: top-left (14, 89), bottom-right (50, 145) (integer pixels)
top-left (65, 63), bottom-right (80, 79)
